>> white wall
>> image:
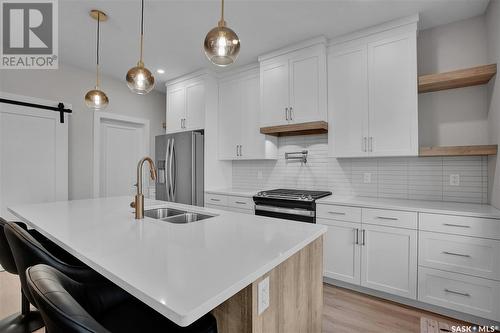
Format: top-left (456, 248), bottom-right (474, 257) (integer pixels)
top-left (486, 0), bottom-right (500, 208)
top-left (0, 63), bottom-right (165, 200)
top-left (418, 15), bottom-right (490, 147)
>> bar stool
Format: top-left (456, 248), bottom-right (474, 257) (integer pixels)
top-left (0, 217), bottom-right (44, 333)
top-left (27, 264), bottom-right (218, 333)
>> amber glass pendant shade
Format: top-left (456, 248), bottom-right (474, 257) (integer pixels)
top-left (204, 0), bottom-right (240, 66)
top-left (126, 0), bottom-right (155, 94)
top-left (126, 61), bottom-right (155, 94)
top-left (85, 10), bottom-right (109, 110)
top-left (85, 89), bottom-right (109, 110)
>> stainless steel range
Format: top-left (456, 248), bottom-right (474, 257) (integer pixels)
top-left (253, 189), bottom-right (332, 223)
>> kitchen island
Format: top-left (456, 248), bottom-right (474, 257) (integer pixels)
top-left (8, 196), bottom-right (326, 333)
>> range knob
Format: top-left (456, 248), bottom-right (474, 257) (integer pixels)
top-left (259, 192), bottom-right (267, 197)
top-left (300, 194), bottom-right (307, 200)
top-left (307, 195), bottom-right (313, 201)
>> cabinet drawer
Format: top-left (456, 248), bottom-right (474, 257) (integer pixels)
top-left (317, 204), bottom-right (361, 223)
top-left (204, 193), bottom-right (228, 206)
top-left (419, 213), bottom-right (500, 240)
top-left (227, 196), bottom-right (254, 210)
top-left (419, 231), bottom-right (500, 280)
top-left (362, 208), bottom-right (417, 229)
top-left (418, 267), bottom-right (500, 321)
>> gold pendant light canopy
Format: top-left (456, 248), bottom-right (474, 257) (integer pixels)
top-left (204, 0), bottom-right (240, 66)
top-left (85, 10), bottom-right (109, 110)
top-left (126, 0), bottom-right (155, 94)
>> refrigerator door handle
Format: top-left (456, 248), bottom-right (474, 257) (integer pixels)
top-left (166, 138), bottom-right (171, 201)
top-left (191, 132), bottom-right (196, 205)
top-left (171, 138), bottom-right (177, 201)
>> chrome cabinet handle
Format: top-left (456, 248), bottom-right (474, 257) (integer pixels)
top-left (210, 198), bottom-right (221, 202)
top-left (443, 223), bottom-right (471, 228)
top-left (285, 107), bottom-right (289, 121)
top-left (236, 145), bottom-right (239, 157)
top-left (376, 216), bottom-right (399, 221)
top-left (235, 201), bottom-right (247, 205)
top-left (442, 251), bottom-right (471, 258)
top-left (289, 107), bottom-right (293, 120)
top-left (362, 137), bottom-right (367, 152)
top-left (369, 137), bottom-right (373, 152)
top-left (239, 145), bottom-right (242, 157)
top-left (328, 211), bottom-right (346, 215)
top-left (183, 118), bottom-right (187, 128)
top-left (354, 228), bottom-right (359, 245)
top-left (444, 289), bottom-right (470, 297)
top-left (361, 229), bottom-right (366, 246)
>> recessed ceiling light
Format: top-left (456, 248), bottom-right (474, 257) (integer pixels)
top-left (156, 69), bottom-right (165, 74)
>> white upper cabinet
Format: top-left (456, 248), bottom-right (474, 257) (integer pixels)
top-left (165, 72), bottom-right (208, 134)
top-left (328, 17), bottom-right (418, 158)
top-left (259, 37), bottom-right (327, 127)
top-left (328, 45), bottom-right (368, 157)
top-left (218, 67), bottom-right (278, 160)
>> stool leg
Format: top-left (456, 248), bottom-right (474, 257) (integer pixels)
top-left (21, 291), bottom-right (30, 315)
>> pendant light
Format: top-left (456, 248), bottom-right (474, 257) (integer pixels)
top-left (126, 0), bottom-right (155, 94)
top-left (85, 10), bottom-right (109, 110)
top-left (204, 0), bottom-right (240, 67)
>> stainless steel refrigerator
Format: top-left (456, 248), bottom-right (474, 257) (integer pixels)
top-left (155, 131), bottom-right (204, 206)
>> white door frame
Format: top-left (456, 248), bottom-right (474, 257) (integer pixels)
top-left (93, 112), bottom-right (150, 198)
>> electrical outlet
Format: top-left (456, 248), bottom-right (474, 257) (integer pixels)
top-left (257, 170), bottom-right (263, 180)
top-left (258, 276), bottom-right (270, 315)
top-left (449, 174), bottom-right (460, 186)
top-left (363, 172), bottom-right (372, 184)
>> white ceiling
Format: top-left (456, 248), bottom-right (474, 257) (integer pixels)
top-left (60, 0), bottom-right (490, 91)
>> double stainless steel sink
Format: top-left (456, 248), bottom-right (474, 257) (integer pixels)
top-left (144, 207), bottom-right (214, 224)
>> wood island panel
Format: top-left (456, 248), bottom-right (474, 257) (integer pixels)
top-left (212, 236), bottom-right (324, 333)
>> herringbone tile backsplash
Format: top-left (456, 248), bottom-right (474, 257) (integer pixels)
top-left (232, 134), bottom-right (488, 204)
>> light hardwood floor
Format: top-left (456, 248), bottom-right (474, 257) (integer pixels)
top-left (0, 271), bottom-right (468, 333)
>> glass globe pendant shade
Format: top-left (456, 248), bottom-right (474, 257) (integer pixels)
top-left (85, 88), bottom-right (109, 110)
top-left (126, 61), bottom-right (155, 94)
top-left (204, 22), bottom-right (240, 67)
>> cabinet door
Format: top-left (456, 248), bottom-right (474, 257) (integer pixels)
top-left (361, 224), bottom-right (417, 299)
top-left (166, 86), bottom-right (185, 133)
top-left (260, 60), bottom-right (289, 127)
top-left (328, 45), bottom-right (368, 157)
top-left (185, 80), bottom-right (205, 130)
top-left (218, 80), bottom-right (241, 160)
top-left (368, 33), bottom-right (418, 156)
top-left (241, 75), bottom-right (265, 159)
top-left (289, 49), bottom-right (327, 123)
top-left (319, 219), bottom-right (361, 285)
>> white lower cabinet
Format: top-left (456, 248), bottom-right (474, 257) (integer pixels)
top-left (320, 202), bottom-right (500, 321)
top-left (320, 219), bottom-right (361, 284)
top-left (360, 224), bottom-right (417, 299)
top-left (204, 192), bottom-right (254, 215)
top-left (419, 267), bottom-right (500, 321)
top-left (319, 206), bottom-right (417, 299)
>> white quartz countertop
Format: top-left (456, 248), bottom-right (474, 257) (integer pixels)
top-left (8, 197), bottom-right (326, 327)
top-left (205, 188), bottom-right (257, 198)
top-left (317, 195), bottom-right (500, 219)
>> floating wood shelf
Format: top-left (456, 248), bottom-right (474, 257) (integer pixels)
top-left (419, 145), bottom-right (498, 157)
top-left (418, 64), bottom-right (497, 93)
top-left (260, 121), bottom-right (328, 137)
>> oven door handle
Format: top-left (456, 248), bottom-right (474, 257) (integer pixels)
top-left (255, 205), bottom-right (315, 217)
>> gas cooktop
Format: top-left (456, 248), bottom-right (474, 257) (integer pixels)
top-left (254, 189), bottom-right (332, 202)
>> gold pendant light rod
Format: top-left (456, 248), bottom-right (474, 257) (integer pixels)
top-left (219, 0), bottom-right (225, 26)
top-left (139, 0), bottom-right (144, 65)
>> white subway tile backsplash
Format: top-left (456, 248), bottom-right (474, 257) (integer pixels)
top-left (232, 134), bottom-right (489, 204)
